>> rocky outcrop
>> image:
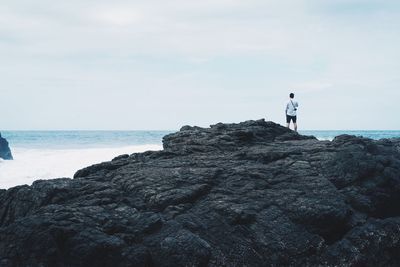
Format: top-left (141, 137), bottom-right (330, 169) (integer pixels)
top-left (0, 119), bottom-right (399, 266)
top-left (0, 132), bottom-right (13, 160)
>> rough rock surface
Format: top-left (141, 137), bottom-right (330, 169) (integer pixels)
top-left (0, 119), bottom-right (399, 266)
top-left (0, 132), bottom-right (13, 160)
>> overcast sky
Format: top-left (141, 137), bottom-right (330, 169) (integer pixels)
top-left (1, 0), bottom-right (399, 130)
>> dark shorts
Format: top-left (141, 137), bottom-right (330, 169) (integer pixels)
top-left (286, 115), bottom-right (297, 123)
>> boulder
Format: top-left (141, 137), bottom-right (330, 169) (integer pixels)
top-left (0, 132), bottom-right (13, 160)
top-left (0, 119), bottom-right (399, 266)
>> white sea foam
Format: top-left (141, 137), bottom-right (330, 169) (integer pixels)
top-left (0, 144), bottom-right (162, 189)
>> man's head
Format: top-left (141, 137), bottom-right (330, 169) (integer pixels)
top-left (289, 93), bottom-right (294, 99)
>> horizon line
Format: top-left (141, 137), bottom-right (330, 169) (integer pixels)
top-left (2, 129), bottom-right (400, 132)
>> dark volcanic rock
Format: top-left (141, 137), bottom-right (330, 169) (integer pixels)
top-left (0, 119), bottom-right (399, 267)
top-left (0, 132), bottom-right (13, 160)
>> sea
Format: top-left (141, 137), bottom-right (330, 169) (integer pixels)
top-left (0, 130), bottom-right (399, 189)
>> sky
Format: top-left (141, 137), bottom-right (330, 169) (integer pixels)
top-left (0, 0), bottom-right (399, 130)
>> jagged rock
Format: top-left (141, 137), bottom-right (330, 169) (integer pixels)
top-left (0, 132), bottom-right (13, 160)
top-left (0, 119), bottom-right (399, 266)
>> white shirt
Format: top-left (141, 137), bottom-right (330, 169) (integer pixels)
top-left (286, 99), bottom-right (299, 116)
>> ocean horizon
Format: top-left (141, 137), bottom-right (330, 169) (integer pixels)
top-left (1, 129), bottom-right (400, 190)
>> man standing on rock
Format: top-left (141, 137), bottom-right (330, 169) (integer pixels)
top-left (286, 93), bottom-right (299, 132)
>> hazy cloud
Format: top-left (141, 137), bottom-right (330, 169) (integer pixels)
top-left (0, 0), bottom-right (399, 130)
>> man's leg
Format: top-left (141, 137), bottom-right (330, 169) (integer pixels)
top-left (292, 116), bottom-right (297, 132)
top-left (286, 115), bottom-right (290, 128)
